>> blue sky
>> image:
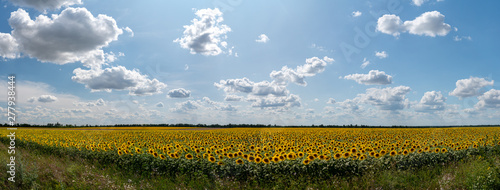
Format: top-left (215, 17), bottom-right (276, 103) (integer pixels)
top-left (1, 0), bottom-right (499, 126)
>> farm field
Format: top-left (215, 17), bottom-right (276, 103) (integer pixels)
top-left (2, 127), bottom-right (500, 189)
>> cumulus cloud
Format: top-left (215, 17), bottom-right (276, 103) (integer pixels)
top-left (214, 78), bottom-right (288, 97)
top-left (72, 66), bottom-right (167, 96)
top-left (0, 33), bottom-right (20, 59)
top-left (359, 86), bottom-right (411, 110)
top-left (475, 89), bottom-right (500, 109)
top-left (216, 56), bottom-right (331, 109)
top-left (155, 102), bottom-right (164, 108)
top-left (8, 0), bottom-right (82, 11)
top-left (449, 77), bottom-right (494, 98)
top-left (174, 8), bottom-right (231, 56)
top-left (412, 0), bottom-right (427, 6)
top-left (352, 11), bottom-right (362, 17)
top-left (74, 98), bottom-right (106, 107)
top-left (224, 95), bottom-right (243, 101)
top-left (167, 88), bottom-right (191, 98)
top-left (170, 100), bottom-right (200, 113)
top-left (344, 70), bottom-right (393, 85)
top-left (28, 95), bottom-right (58, 103)
top-left (377, 11), bottom-right (451, 37)
top-left (255, 34), bottom-right (269, 43)
top-left (249, 94), bottom-right (301, 109)
top-left (377, 14), bottom-right (404, 37)
top-left (327, 98), bottom-right (336, 104)
top-left (270, 56), bottom-right (333, 86)
top-left (415, 91), bottom-right (446, 112)
top-left (4, 8), bottom-right (123, 67)
top-left (375, 51), bottom-right (388, 59)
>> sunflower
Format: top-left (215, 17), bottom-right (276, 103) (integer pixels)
top-left (208, 156), bottom-right (216, 163)
top-left (255, 157), bottom-right (262, 163)
top-left (374, 153), bottom-right (380, 158)
top-left (272, 156), bottom-right (280, 162)
top-left (135, 148), bottom-right (142, 154)
top-left (303, 159), bottom-right (310, 165)
top-left (117, 150), bottom-right (123, 155)
top-left (248, 156), bottom-right (255, 162)
top-left (390, 150), bottom-right (397, 156)
top-left (441, 148), bottom-right (447, 153)
top-left (160, 154), bottom-right (166, 159)
top-left (343, 152), bottom-right (351, 158)
top-left (217, 161), bottom-right (224, 165)
top-left (334, 153), bottom-right (342, 159)
top-left (298, 152), bottom-right (304, 157)
top-left (153, 152), bottom-right (158, 158)
top-left (263, 158), bottom-right (271, 164)
top-left (307, 155), bottom-right (315, 160)
top-left (236, 158), bottom-right (244, 165)
top-left (243, 154), bottom-right (249, 159)
top-left (403, 150), bottom-right (409, 155)
top-left (319, 155), bottom-right (325, 160)
top-left (185, 153), bottom-right (193, 159)
top-left (434, 148), bottom-right (440, 153)
top-left (279, 155), bottom-right (285, 161)
top-left (359, 155), bottom-right (366, 160)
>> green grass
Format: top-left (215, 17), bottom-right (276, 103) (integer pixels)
top-left (1, 140), bottom-right (500, 190)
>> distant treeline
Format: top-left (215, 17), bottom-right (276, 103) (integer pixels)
top-left (2, 122), bottom-right (499, 128)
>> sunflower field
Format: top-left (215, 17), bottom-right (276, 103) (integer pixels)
top-left (2, 127), bottom-right (500, 184)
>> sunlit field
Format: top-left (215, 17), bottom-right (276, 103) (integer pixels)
top-left (2, 127), bottom-right (500, 189)
top-left (8, 127), bottom-right (500, 163)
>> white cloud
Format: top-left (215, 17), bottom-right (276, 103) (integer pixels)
top-left (412, 0), bottom-right (427, 6)
top-left (5, 8), bottom-right (123, 67)
top-left (376, 14), bottom-right (403, 37)
top-left (72, 66), bottom-right (167, 96)
top-left (74, 98), bottom-right (106, 107)
top-left (404, 11), bottom-right (452, 37)
top-left (454, 36), bottom-right (472, 41)
top-left (174, 8), bottom-right (231, 56)
top-left (155, 102), bottom-right (164, 108)
top-left (415, 91), bottom-right (446, 112)
top-left (377, 11), bottom-right (451, 37)
top-left (375, 51), bottom-right (388, 59)
top-left (0, 33), bottom-right (20, 59)
top-left (249, 94), bottom-right (301, 109)
top-left (344, 70), bottom-right (393, 85)
top-left (167, 88), bottom-right (191, 98)
top-left (28, 95), bottom-right (58, 103)
top-left (255, 34), bottom-right (269, 43)
top-left (271, 56), bottom-right (333, 86)
top-left (123, 27), bottom-right (134, 37)
top-left (359, 86), bottom-right (411, 110)
top-left (201, 97), bottom-right (237, 111)
top-left (270, 66), bottom-right (306, 86)
top-left (297, 56), bottom-right (333, 76)
top-left (8, 0), bottom-right (82, 11)
top-left (449, 77), bottom-right (494, 98)
top-left (352, 11), bottom-right (362, 17)
top-left (475, 89), bottom-right (500, 109)
top-left (184, 64), bottom-right (189, 70)
top-left (360, 58), bottom-right (370, 69)
top-left (214, 78), bottom-right (288, 97)
top-left (327, 98), bottom-right (336, 104)
top-left (224, 95), bottom-right (243, 101)
top-left (170, 100), bottom-right (200, 113)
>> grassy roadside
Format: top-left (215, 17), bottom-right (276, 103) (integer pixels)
top-left (1, 140), bottom-right (500, 189)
